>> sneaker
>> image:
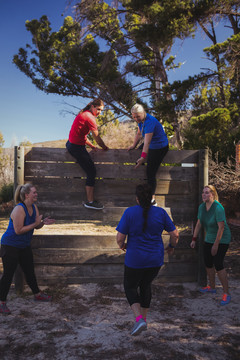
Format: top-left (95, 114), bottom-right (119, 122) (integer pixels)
top-left (199, 286), bottom-right (216, 294)
top-left (151, 199), bottom-right (158, 207)
top-left (0, 302), bottom-right (11, 315)
top-left (131, 318), bottom-right (147, 336)
top-left (34, 293), bottom-right (52, 302)
top-left (84, 200), bottom-right (104, 210)
top-left (220, 293), bottom-right (231, 306)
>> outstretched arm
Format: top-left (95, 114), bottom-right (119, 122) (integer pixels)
top-left (92, 129), bottom-right (108, 150)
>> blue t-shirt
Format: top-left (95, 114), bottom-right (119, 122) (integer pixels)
top-left (197, 201), bottom-right (231, 244)
top-left (138, 113), bottom-right (168, 149)
top-left (116, 205), bottom-right (176, 268)
top-left (1, 203), bottom-right (36, 248)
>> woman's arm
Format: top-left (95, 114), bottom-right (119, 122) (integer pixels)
top-left (11, 206), bottom-right (42, 235)
top-left (128, 128), bottom-right (142, 151)
top-left (91, 129), bottom-right (108, 150)
top-left (116, 232), bottom-right (127, 251)
top-left (165, 229), bottom-right (179, 254)
top-left (211, 221), bottom-right (225, 256)
top-left (85, 138), bottom-right (96, 149)
top-left (135, 132), bottom-right (153, 169)
top-left (190, 219), bottom-right (202, 248)
top-left (34, 205), bottom-right (55, 229)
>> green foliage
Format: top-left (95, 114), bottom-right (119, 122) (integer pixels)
top-left (13, 15), bottom-right (134, 116)
top-left (183, 107), bottom-right (240, 162)
top-left (13, 1), bottom-right (240, 157)
top-left (0, 183), bottom-right (14, 203)
top-left (19, 140), bottom-right (33, 146)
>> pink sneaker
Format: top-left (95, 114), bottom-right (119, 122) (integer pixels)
top-left (199, 286), bottom-right (216, 294)
top-left (0, 302), bottom-right (11, 314)
top-left (34, 293), bottom-right (52, 302)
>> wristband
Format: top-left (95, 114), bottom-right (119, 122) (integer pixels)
top-left (141, 151), bottom-right (147, 159)
top-left (168, 243), bottom-right (175, 249)
top-left (192, 237), bottom-right (197, 242)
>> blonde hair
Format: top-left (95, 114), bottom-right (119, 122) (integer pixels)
top-left (14, 183), bottom-right (34, 204)
top-left (131, 103), bottom-right (146, 114)
top-left (205, 185), bottom-right (219, 202)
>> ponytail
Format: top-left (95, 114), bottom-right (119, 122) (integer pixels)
top-left (14, 183), bottom-right (34, 204)
top-left (136, 184), bottom-right (152, 232)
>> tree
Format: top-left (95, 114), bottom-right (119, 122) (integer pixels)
top-left (183, 107), bottom-right (240, 162)
top-left (13, 15), bottom-right (134, 117)
top-left (19, 139), bottom-right (33, 146)
top-left (182, 1), bottom-right (240, 158)
top-left (13, 1), bottom-right (197, 147)
top-left (13, 1), bottom-right (240, 155)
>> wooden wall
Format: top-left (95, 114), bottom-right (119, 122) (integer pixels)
top-left (10, 146), bottom-right (208, 286)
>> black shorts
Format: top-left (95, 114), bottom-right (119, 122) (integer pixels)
top-left (203, 242), bottom-right (229, 271)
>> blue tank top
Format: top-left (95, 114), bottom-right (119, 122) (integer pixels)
top-left (1, 203), bottom-right (36, 248)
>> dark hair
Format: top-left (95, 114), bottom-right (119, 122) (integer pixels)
top-left (80, 98), bottom-right (104, 113)
top-left (136, 184), bottom-right (152, 232)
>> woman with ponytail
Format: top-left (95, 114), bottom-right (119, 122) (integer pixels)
top-left (190, 185), bottom-right (231, 306)
top-left (116, 184), bottom-right (179, 336)
top-left (66, 98), bottom-right (109, 210)
top-left (0, 184), bottom-right (55, 315)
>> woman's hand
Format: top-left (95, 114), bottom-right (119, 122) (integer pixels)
top-left (127, 145), bottom-right (135, 151)
top-left (211, 243), bottom-right (219, 256)
top-left (121, 243), bottom-right (127, 252)
top-left (190, 240), bottom-right (196, 249)
top-left (134, 157), bottom-right (145, 169)
top-left (43, 216), bottom-right (55, 225)
top-left (165, 245), bottom-right (174, 255)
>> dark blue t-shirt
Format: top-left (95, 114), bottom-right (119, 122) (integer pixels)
top-left (138, 113), bottom-right (168, 149)
top-left (1, 203), bottom-right (36, 248)
top-left (116, 205), bottom-right (175, 268)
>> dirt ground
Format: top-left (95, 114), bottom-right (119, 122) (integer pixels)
top-left (0, 217), bottom-right (239, 360)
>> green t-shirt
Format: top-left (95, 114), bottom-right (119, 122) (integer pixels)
top-left (197, 200), bottom-right (231, 244)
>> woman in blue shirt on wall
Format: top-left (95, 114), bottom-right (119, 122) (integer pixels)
top-left (0, 183), bottom-right (55, 315)
top-left (128, 104), bottom-right (169, 205)
top-left (116, 184), bottom-right (179, 336)
top-left (190, 185), bottom-right (231, 306)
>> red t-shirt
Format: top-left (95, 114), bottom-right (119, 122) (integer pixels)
top-left (68, 111), bottom-right (98, 145)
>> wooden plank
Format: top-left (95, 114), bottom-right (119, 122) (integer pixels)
top-left (30, 177), bottom-right (198, 196)
top-left (36, 204), bottom-right (197, 223)
top-left (32, 248), bottom-right (196, 265)
top-left (33, 248), bottom-right (125, 264)
top-left (33, 261), bottom-right (197, 285)
top-left (24, 147), bottom-right (199, 164)
top-left (25, 162), bottom-right (198, 181)
top-left (31, 234), bottom-right (192, 249)
top-left (33, 191), bottom-right (197, 208)
top-left (31, 235), bottom-right (118, 249)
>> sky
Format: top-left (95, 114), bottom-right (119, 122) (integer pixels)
top-left (0, 0), bottom-right (232, 148)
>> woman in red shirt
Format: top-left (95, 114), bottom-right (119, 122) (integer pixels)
top-left (66, 98), bottom-right (108, 210)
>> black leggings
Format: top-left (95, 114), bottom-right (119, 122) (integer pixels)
top-left (203, 242), bottom-right (229, 272)
top-left (0, 245), bottom-right (40, 302)
top-left (147, 145), bottom-right (169, 195)
top-left (124, 265), bottom-right (160, 308)
top-left (66, 141), bottom-right (96, 186)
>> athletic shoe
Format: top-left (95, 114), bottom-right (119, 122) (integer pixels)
top-left (220, 293), bottom-right (231, 306)
top-left (131, 318), bottom-right (147, 336)
top-left (84, 201), bottom-right (104, 210)
top-left (0, 302), bottom-right (11, 315)
top-left (151, 199), bottom-right (158, 206)
top-left (199, 286), bottom-right (216, 294)
top-left (34, 293), bottom-right (52, 302)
